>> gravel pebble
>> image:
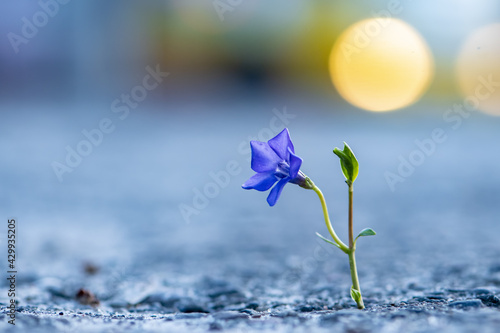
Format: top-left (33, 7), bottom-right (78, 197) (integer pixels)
top-left (448, 300), bottom-right (483, 309)
top-left (212, 311), bottom-right (250, 320)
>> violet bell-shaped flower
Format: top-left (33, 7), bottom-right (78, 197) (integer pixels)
top-left (242, 128), bottom-right (313, 206)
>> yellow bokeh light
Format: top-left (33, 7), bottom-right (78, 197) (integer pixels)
top-left (456, 23), bottom-right (500, 116)
top-left (329, 18), bottom-right (434, 112)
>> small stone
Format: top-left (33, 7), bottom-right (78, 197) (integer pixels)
top-left (412, 296), bottom-right (444, 303)
top-left (208, 288), bottom-right (245, 299)
top-left (425, 295), bottom-right (447, 300)
top-left (59, 312), bottom-right (64, 315)
top-left (296, 304), bottom-right (324, 312)
top-left (75, 289), bottom-right (100, 307)
top-left (174, 313), bottom-right (207, 319)
top-left (472, 288), bottom-right (493, 295)
top-left (448, 300), bottom-right (483, 309)
top-left (245, 302), bottom-right (259, 310)
top-left (477, 295), bottom-right (500, 307)
top-left (239, 309), bottom-right (258, 316)
top-left (412, 297), bottom-right (427, 302)
top-left (271, 310), bottom-right (298, 318)
top-left (177, 303), bottom-right (209, 313)
top-left (209, 322), bottom-right (223, 331)
top-left (212, 311), bottom-right (249, 320)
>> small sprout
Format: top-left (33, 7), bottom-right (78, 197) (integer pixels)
top-left (350, 286), bottom-right (362, 304)
top-left (243, 129), bottom-right (376, 309)
top-left (333, 142), bottom-right (359, 185)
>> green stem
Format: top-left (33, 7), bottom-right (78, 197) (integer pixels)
top-left (311, 182), bottom-right (364, 309)
top-left (312, 185), bottom-right (348, 253)
top-left (348, 251), bottom-right (364, 309)
top-left (348, 184), bottom-right (364, 309)
top-left (348, 185), bottom-right (354, 249)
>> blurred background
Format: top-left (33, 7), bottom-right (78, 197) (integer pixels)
top-left (1, 0), bottom-right (500, 308)
top-left (1, 0), bottom-right (499, 108)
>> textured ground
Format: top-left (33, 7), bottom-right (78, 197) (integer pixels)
top-left (1, 101), bottom-right (500, 332)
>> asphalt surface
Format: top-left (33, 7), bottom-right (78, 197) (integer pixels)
top-left (1, 101), bottom-right (500, 332)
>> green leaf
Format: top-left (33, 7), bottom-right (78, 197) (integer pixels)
top-left (355, 228), bottom-right (376, 242)
top-left (350, 286), bottom-right (362, 303)
top-left (315, 232), bottom-right (341, 249)
top-left (333, 142), bottom-right (359, 184)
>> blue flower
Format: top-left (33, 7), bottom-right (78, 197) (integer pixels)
top-left (242, 128), bottom-right (312, 206)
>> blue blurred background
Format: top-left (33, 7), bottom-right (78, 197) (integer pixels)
top-left (1, 0), bottom-right (500, 290)
top-left (1, 0), bottom-right (499, 105)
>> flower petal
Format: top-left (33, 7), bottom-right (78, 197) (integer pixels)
top-left (250, 141), bottom-right (281, 172)
top-left (288, 149), bottom-right (302, 179)
top-left (266, 177), bottom-right (289, 206)
top-left (268, 128), bottom-right (295, 161)
top-left (242, 172), bottom-right (277, 191)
